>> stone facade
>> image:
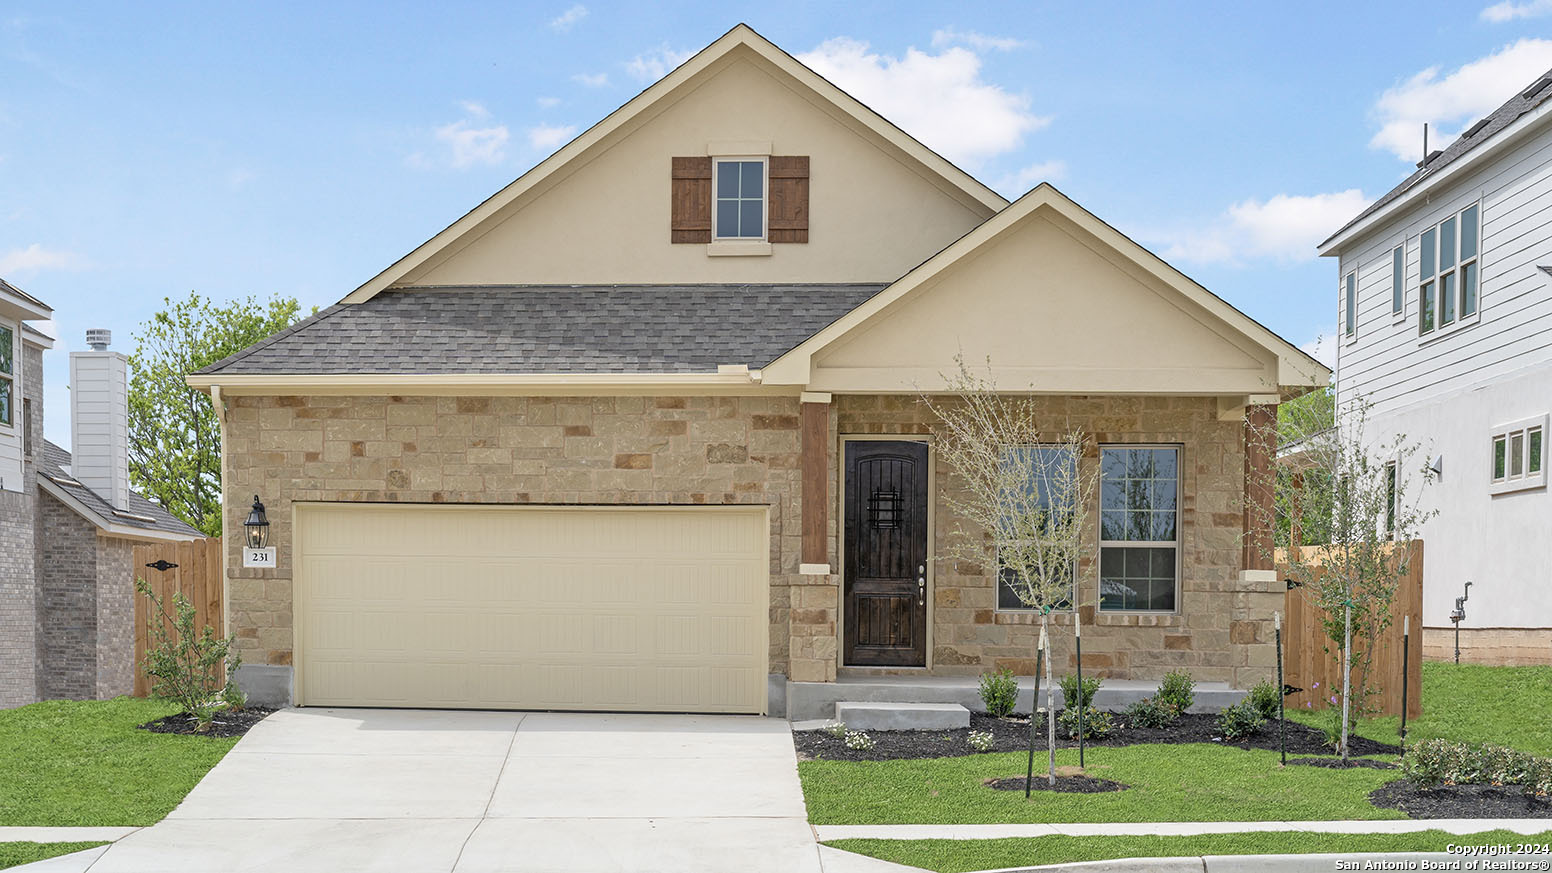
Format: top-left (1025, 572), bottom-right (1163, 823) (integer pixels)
top-left (784, 394), bottom-right (1278, 688)
top-left (224, 390), bottom-right (1278, 690)
top-left (221, 394), bottom-right (806, 672)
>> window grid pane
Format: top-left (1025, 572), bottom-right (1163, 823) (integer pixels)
top-left (714, 160), bottom-right (764, 239)
top-left (1494, 436), bottom-right (1507, 480)
top-left (1462, 262), bottom-right (1479, 317)
top-left (1392, 246), bottom-right (1405, 314)
top-left (1420, 228), bottom-right (1436, 279)
top-left (1461, 205), bottom-right (1479, 260)
top-left (1441, 272), bottom-right (1456, 325)
top-left (1098, 447), bottom-right (1179, 612)
top-left (1420, 282), bottom-right (1435, 333)
top-left (1530, 429), bottom-right (1544, 475)
top-left (0, 325), bottom-right (12, 375)
top-left (1511, 433), bottom-right (1525, 477)
top-left (1345, 273), bottom-right (1356, 336)
top-left (1440, 217), bottom-right (1457, 270)
top-left (0, 377), bottom-right (10, 427)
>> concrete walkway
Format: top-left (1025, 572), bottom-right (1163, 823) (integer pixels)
top-left (0, 827), bottom-right (138, 843)
top-left (815, 818), bottom-right (1552, 840)
top-left (10, 708), bottom-right (832, 873)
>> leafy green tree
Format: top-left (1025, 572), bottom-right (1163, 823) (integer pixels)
top-left (1275, 385), bottom-right (1335, 547)
top-left (128, 292), bottom-right (307, 535)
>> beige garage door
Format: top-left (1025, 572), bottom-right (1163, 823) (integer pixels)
top-left (294, 503), bottom-right (769, 713)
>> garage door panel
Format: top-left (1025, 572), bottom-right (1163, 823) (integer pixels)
top-left (296, 505), bottom-right (769, 713)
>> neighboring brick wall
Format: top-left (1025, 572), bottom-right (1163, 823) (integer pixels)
top-left (817, 394), bottom-right (1273, 687)
top-left (221, 394), bottom-right (805, 673)
top-left (39, 493), bottom-right (101, 699)
top-left (0, 488), bottom-right (38, 707)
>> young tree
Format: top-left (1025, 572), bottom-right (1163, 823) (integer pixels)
top-left (922, 357), bottom-right (1096, 785)
top-left (1258, 393), bottom-right (1434, 760)
top-left (128, 292), bottom-right (307, 535)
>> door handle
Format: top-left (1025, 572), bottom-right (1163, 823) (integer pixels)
top-left (918, 564), bottom-right (926, 606)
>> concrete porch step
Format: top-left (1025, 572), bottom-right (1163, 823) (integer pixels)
top-left (834, 701), bottom-right (970, 731)
top-left (787, 677), bottom-right (1246, 721)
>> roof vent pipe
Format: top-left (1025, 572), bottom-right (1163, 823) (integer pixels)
top-left (85, 328), bottom-right (111, 351)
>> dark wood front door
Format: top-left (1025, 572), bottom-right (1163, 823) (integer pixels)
top-left (844, 440), bottom-right (929, 667)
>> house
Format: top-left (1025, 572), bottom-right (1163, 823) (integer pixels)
top-left (0, 279), bottom-right (203, 708)
top-left (1318, 68), bottom-right (1552, 668)
top-left (190, 25), bottom-right (1326, 716)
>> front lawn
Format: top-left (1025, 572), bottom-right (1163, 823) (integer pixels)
top-left (0, 698), bottom-right (238, 826)
top-left (799, 744), bottom-right (1405, 825)
top-left (1290, 663), bottom-right (1552, 756)
top-left (0, 842), bottom-right (108, 871)
top-left (825, 829), bottom-right (1552, 873)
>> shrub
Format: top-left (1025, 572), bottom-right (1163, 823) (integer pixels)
top-left (1124, 696), bottom-right (1181, 729)
top-left (1157, 669), bottom-right (1195, 713)
top-left (1247, 680), bottom-right (1281, 720)
top-left (967, 730), bottom-right (996, 752)
top-left (844, 730), bottom-right (876, 751)
top-left (1057, 705), bottom-right (1113, 740)
top-left (1216, 700), bottom-right (1265, 741)
top-left (822, 721), bottom-right (847, 738)
top-left (1403, 739), bottom-right (1552, 796)
top-left (137, 579), bottom-right (242, 732)
top-left (1059, 673), bottom-right (1102, 711)
top-left (978, 668), bottom-right (1020, 717)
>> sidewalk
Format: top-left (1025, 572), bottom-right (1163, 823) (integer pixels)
top-left (0, 827), bottom-right (139, 842)
top-left (814, 817), bottom-right (1552, 840)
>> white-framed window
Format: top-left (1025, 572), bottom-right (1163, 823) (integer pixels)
top-left (713, 157), bottom-right (766, 240)
top-left (1391, 244), bottom-right (1406, 318)
top-left (1491, 416), bottom-right (1546, 495)
top-left (1343, 270), bottom-right (1357, 341)
top-left (1098, 445), bottom-right (1180, 613)
top-left (1384, 460), bottom-right (1397, 540)
top-left (0, 321), bottom-right (14, 429)
top-left (1419, 203), bottom-right (1480, 338)
top-left (996, 445), bottom-right (1077, 612)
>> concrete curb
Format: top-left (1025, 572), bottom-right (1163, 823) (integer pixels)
top-left (815, 817), bottom-right (1552, 840)
top-left (976, 851), bottom-right (1552, 873)
top-left (0, 826), bottom-right (139, 843)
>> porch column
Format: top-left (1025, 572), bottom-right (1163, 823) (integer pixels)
top-left (791, 392), bottom-right (838, 683)
top-left (1241, 402), bottom-right (1277, 572)
top-left (1231, 400), bottom-right (1281, 687)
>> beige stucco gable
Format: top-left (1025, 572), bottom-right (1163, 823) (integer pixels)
top-left (765, 185), bottom-right (1328, 396)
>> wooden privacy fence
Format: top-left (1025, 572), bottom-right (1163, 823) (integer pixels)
top-left (131, 537), bottom-right (223, 698)
top-left (1277, 541), bottom-right (1423, 720)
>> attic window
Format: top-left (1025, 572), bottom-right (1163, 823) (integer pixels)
top-left (714, 158), bottom-right (765, 240)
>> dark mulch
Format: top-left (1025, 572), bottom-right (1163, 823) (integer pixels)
top-left (984, 774), bottom-right (1129, 793)
top-left (1370, 781), bottom-right (1552, 819)
top-left (794, 712), bottom-right (1402, 762)
top-left (139, 707), bottom-right (276, 739)
top-left (1287, 756), bottom-right (1397, 770)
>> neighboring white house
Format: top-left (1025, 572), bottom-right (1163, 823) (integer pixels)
top-left (1319, 69), bottom-right (1552, 666)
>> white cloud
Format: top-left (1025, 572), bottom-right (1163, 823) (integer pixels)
top-left (226, 167), bottom-right (256, 189)
top-left (797, 37), bottom-right (1048, 168)
top-left (572, 72), bottom-right (609, 88)
top-left (30, 317), bottom-right (59, 341)
top-left (1157, 189), bottom-right (1370, 266)
top-left (992, 160), bottom-right (1066, 197)
top-left (536, 96), bottom-right (561, 109)
top-left (0, 243), bottom-right (84, 275)
top-left (527, 123), bottom-right (577, 151)
top-left (549, 4), bottom-right (587, 31)
top-left (1370, 38), bottom-right (1552, 161)
top-left (1301, 330), bottom-right (1337, 369)
top-left (1481, 0), bottom-right (1552, 21)
top-left (625, 45), bottom-right (694, 82)
top-left (435, 119), bottom-right (509, 168)
top-left (460, 100), bottom-right (490, 119)
top-left (930, 28), bottom-right (1023, 52)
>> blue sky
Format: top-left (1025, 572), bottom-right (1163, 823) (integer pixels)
top-left (7, 1), bottom-right (1552, 447)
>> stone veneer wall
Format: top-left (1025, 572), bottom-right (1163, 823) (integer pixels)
top-left (95, 537), bottom-right (135, 697)
top-left (221, 394), bottom-right (805, 674)
top-left (784, 394), bottom-right (1280, 688)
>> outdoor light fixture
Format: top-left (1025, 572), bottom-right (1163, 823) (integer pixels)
top-left (244, 495), bottom-right (270, 550)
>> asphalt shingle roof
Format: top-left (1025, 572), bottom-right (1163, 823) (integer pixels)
top-left (197, 284), bottom-right (888, 375)
top-left (1323, 67), bottom-right (1552, 248)
top-left (40, 440), bottom-right (203, 537)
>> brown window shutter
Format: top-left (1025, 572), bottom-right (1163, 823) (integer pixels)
top-left (670, 156), bottom-right (712, 243)
top-left (768, 155), bottom-right (809, 243)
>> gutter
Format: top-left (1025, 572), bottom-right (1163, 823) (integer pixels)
top-left (186, 369), bottom-right (785, 396)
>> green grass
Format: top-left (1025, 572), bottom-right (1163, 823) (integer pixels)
top-left (1289, 663), bottom-right (1552, 756)
top-left (0, 698), bottom-right (238, 826)
top-left (799, 744), bottom-right (1406, 825)
top-left (825, 830), bottom-right (1552, 873)
top-left (0, 842), bottom-right (109, 871)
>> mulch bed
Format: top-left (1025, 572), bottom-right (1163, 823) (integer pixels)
top-left (1287, 756), bottom-right (1398, 770)
top-left (139, 707), bottom-right (276, 739)
top-left (1370, 781), bottom-right (1552, 819)
top-left (984, 774), bottom-right (1129, 793)
top-left (794, 712), bottom-right (1402, 762)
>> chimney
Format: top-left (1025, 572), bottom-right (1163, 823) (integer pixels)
top-left (70, 329), bottom-right (130, 511)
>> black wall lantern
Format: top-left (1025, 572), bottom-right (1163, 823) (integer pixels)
top-left (244, 495), bottom-right (270, 549)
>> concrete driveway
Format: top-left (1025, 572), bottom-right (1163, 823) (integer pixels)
top-left (61, 708), bottom-right (852, 873)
